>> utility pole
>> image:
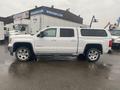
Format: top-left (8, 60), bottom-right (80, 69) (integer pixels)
top-left (117, 17), bottom-right (120, 27)
top-left (89, 15), bottom-right (98, 28)
top-left (90, 16), bottom-right (95, 28)
top-left (104, 22), bottom-right (110, 29)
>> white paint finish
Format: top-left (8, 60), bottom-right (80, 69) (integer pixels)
top-left (34, 28), bottom-right (59, 53)
top-left (41, 14), bottom-right (82, 29)
top-left (0, 21), bottom-right (4, 40)
top-left (5, 23), bottom-right (14, 31)
top-left (30, 14), bottom-right (83, 34)
top-left (14, 19), bottom-right (30, 25)
top-left (54, 27), bottom-right (78, 54)
top-left (34, 37), bottom-right (58, 53)
top-left (78, 37), bottom-right (111, 54)
top-left (9, 34), bottom-right (34, 49)
top-left (78, 29), bottom-right (112, 54)
top-left (8, 27), bottom-right (112, 58)
top-left (14, 19), bottom-right (30, 34)
top-left (34, 27), bottom-right (78, 54)
top-left (30, 15), bottom-right (41, 34)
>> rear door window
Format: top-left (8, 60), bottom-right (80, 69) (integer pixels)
top-left (60, 28), bottom-right (74, 37)
top-left (81, 29), bottom-right (107, 37)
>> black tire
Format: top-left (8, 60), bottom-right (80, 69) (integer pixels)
top-left (108, 50), bottom-right (112, 54)
top-left (15, 47), bottom-right (32, 62)
top-left (85, 48), bottom-right (100, 62)
top-left (30, 52), bottom-right (37, 61)
top-left (77, 54), bottom-right (86, 60)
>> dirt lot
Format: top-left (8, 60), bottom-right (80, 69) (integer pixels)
top-left (0, 41), bottom-right (120, 90)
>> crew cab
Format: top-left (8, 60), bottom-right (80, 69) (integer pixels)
top-left (8, 27), bottom-right (112, 62)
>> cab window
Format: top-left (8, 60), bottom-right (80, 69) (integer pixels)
top-left (60, 28), bottom-right (74, 37)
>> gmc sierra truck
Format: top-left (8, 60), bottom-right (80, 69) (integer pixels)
top-left (8, 27), bottom-right (112, 62)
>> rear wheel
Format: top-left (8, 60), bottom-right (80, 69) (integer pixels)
top-left (85, 48), bottom-right (100, 62)
top-left (15, 47), bottom-right (31, 62)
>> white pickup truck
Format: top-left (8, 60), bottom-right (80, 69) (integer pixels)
top-left (8, 27), bottom-right (112, 62)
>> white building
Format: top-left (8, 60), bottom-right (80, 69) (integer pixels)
top-left (29, 6), bottom-right (83, 34)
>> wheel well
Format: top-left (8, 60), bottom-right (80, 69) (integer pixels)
top-left (13, 42), bottom-right (34, 53)
top-left (84, 44), bottom-right (103, 54)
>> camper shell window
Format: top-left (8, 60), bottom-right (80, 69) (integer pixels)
top-left (81, 29), bottom-right (107, 37)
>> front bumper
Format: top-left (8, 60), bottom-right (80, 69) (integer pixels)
top-left (8, 46), bottom-right (13, 56)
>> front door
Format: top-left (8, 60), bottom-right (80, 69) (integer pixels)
top-left (34, 28), bottom-right (58, 54)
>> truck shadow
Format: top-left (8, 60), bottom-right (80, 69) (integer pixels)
top-left (8, 56), bottom-right (111, 80)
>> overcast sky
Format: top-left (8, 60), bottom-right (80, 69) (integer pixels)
top-left (0, 0), bottom-right (120, 28)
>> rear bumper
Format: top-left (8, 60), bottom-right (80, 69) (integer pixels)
top-left (8, 46), bottom-right (13, 56)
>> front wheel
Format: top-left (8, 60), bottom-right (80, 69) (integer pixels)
top-left (15, 47), bottom-right (31, 62)
top-left (85, 48), bottom-right (100, 62)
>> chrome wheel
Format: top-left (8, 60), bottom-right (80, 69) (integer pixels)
top-left (88, 50), bottom-right (98, 61)
top-left (16, 47), bottom-right (30, 61)
top-left (86, 48), bottom-right (100, 62)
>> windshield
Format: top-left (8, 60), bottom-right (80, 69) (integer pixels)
top-left (109, 30), bottom-right (120, 36)
top-left (13, 25), bottom-right (21, 31)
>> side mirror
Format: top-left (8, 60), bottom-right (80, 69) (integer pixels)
top-left (37, 32), bottom-right (45, 38)
top-left (20, 27), bottom-right (26, 32)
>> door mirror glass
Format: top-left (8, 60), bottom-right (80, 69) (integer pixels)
top-left (37, 32), bottom-right (45, 38)
top-left (37, 28), bottom-right (57, 38)
top-left (20, 26), bottom-right (26, 32)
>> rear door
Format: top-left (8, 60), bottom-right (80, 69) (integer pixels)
top-left (55, 28), bottom-right (78, 54)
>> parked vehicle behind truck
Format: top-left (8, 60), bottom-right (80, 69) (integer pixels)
top-left (8, 27), bottom-right (112, 62)
top-left (8, 24), bottom-right (29, 36)
top-left (109, 29), bottom-right (120, 49)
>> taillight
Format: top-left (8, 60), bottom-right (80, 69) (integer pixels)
top-left (109, 40), bottom-right (112, 47)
